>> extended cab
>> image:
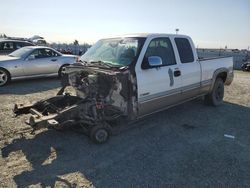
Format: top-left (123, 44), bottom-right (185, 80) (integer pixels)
top-left (14, 34), bottom-right (234, 143)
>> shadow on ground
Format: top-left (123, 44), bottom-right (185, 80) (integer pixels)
top-left (1, 101), bottom-right (250, 187)
top-left (0, 77), bottom-right (60, 95)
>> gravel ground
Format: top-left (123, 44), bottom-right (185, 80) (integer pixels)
top-left (0, 71), bottom-right (250, 188)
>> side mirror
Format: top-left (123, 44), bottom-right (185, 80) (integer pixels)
top-left (148, 56), bottom-right (162, 67)
top-left (27, 55), bottom-right (35, 61)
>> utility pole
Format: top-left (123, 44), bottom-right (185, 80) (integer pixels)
top-left (175, 28), bottom-right (179, 34)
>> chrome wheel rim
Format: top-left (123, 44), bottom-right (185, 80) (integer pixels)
top-left (0, 70), bottom-right (8, 86)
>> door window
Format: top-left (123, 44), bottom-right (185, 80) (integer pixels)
top-left (29, 49), bottom-right (59, 59)
top-left (29, 49), bottom-right (40, 59)
top-left (142, 38), bottom-right (176, 69)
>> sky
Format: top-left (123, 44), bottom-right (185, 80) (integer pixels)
top-left (0, 0), bottom-right (249, 49)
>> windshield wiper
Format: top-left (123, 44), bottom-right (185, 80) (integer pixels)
top-left (79, 59), bottom-right (88, 64)
top-left (89, 60), bottom-right (118, 68)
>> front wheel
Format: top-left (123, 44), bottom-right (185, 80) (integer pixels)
top-left (90, 124), bottom-right (111, 144)
top-left (0, 68), bottom-right (10, 86)
top-left (58, 64), bottom-right (69, 78)
top-left (205, 77), bottom-right (224, 106)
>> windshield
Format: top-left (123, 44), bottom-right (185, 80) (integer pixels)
top-left (9, 47), bottom-right (32, 58)
top-left (80, 37), bottom-right (145, 67)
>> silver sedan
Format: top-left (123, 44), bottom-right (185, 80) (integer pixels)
top-left (0, 46), bottom-right (77, 86)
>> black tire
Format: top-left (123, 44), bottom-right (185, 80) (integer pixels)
top-left (58, 64), bottom-right (69, 78)
top-left (205, 77), bottom-right (224, 106)
top-left (0, 68), bottom-right (11, 86)
top-left (90, 124), bottom-right (111, 144)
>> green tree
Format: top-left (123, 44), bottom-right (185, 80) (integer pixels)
top-left (73, 40), bottom-right (79, 46)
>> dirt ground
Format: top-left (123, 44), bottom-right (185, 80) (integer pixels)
top-left (0, 71), bottom-right (250, 188)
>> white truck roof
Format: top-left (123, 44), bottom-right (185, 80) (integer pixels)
top-left (104, 33), bottom-right (190, 39)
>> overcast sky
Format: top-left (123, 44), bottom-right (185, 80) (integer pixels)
top-left (0, 0), bottom-right (249, 49)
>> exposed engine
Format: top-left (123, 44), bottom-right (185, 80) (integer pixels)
top-left (65, 66), bottom-right (130, 115)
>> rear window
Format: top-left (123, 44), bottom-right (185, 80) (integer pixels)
top-left (175, 38), bottom-right (194, 63)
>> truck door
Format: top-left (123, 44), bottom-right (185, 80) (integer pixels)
top-left (174, 37), bottom-right (201, 98)
top-left (136, 37), bottom-right (182, 116)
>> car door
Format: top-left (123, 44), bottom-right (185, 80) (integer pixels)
top-left (23, 48), bottom-right (60, 76)
top-left (136, 37), bottom-right (182, 116)
top-left (174, 37), bottom-right (201, 98)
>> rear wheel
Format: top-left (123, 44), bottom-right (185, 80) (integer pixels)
top-left (0, 68), bottom-right (10, 86)
top-left (205, 77), bottom-right (224, 106)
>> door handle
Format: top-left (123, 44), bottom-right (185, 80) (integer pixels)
top-left (174, 70), bottom-right (181, 77)
top-left (51, 59), bottom-right (57, 62)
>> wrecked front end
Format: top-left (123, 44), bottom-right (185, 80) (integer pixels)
top-left (14, 64), bottom-right (138, 143)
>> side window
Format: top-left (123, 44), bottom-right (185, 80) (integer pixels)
top-left (16, 42), bottom-right (24, 49)
top-left (29, 49), bottom-right (49, 59)
top-left (175, 38), bottom-right (194, 63)
top-left (0, 43), bottom-right (3, 50)
top-left (50, 49), bottom-right (61, 57)
top-left (3, 42), bottom-right (14, 50)
top-left (143, 37), bottom-right (176, 69)
top-left (44, 49), bottom-right (53, 57)
top-left (29, 49), bottom-right (40, 59)
top-left (43, 49), bottom-right (60, 57)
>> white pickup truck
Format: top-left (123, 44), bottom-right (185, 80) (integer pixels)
top-left (14, 33), bottom-right (234, 143)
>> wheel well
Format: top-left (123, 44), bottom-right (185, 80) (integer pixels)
top-left (0, 67), bottom-right (11, 78)
top-left (59, 64), bottom-right (70, 72)
top-left (216, 72), bottom-right (227, 82)
top-left (58, 64), bottom-right (70, 77)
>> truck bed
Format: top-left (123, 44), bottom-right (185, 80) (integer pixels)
top-left (199, 56), bottom-right (234, 85)
top-left (198, 56), bottom-right (232, 61)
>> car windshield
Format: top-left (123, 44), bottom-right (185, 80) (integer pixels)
top-left (9, 47), bottom-right (32, 58)
top-left (80, 37), bottom-right (145, 67)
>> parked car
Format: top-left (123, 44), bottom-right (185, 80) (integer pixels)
top-left (14, 33), bottom-right (234, 143)
top-left (241, 62), bottom-right (250, 71)
top-left (0, 46), bottom-right (77, 86)
top-left (0, 39), bottom-right (35, 55)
